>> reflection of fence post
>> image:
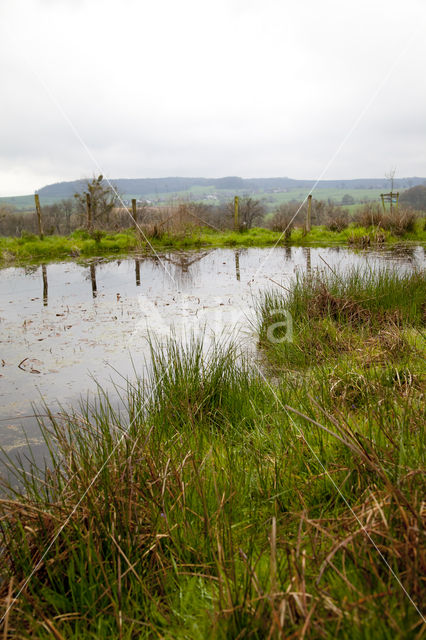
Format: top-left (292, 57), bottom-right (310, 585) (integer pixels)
top-left (135, 259), bottom-right (141, 286)
top-left (306, 195), bottom-right (312, 233)
top-left (305, 247), bottom-right (311, 274)
top-left (234, 196), bottom-right (239, 231)
top-left (235, 250), bottom-right (240, 281)
top-left (86, 193), bottom-right (93, 231)
top-left (90, 263), bottom-right (97, 298)
top-left (42, 264), bottom-right (48, 306)
top-left (34, 194), bottom-right (44, 240)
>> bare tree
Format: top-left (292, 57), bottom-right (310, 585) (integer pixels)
top-left (385, 167), bottom-right (397, 213)
top-left (240, 197), bottom-right (265, 228)
top-left (74, 175), bottom-right (119, 230)
top-left (226, 197), bottom-right (265, 229)
top-left (60, 198), bottom-right (75, 234)
top-left (269, 203), bottom-right (301, 239)
top-left (43, 203), bottom-right (62, 234)
top-left (385, 166), bottom-right (396, 192)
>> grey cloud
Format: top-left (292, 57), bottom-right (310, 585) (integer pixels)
top-left (1, 0), bottom-right (425, 195)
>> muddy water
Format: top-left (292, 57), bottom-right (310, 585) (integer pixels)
top-left (0, 245), bottom-right (424, 461)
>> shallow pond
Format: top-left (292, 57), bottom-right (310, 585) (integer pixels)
top-left (0, 244), bottom-right (424, 463)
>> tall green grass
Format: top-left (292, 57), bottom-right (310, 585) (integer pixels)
top-left (1, 222), bottom-right (425, 264)
top-left (0, 230), bottom-right (139, 264)
top-left (257, 267), bottom-right (425, 369)
top-left (0, 269), bottom-right (425, 638)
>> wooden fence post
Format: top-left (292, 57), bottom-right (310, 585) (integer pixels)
top-left (234, 196), bottom-right (239, 231)
top-left (34, 194), bottom-right (44, 240)
top-left (131, 199), bottom-right (137, 228)
top-left (306, 194), bottom-right (312, 233)
top-left (86, 193), bottom-right (93, 231)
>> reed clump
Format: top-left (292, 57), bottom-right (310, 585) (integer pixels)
top-left (354, 203), bottom-right (419, 236)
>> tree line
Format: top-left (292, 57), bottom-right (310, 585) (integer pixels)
top-left (0, 178), bottom-right (425, 237)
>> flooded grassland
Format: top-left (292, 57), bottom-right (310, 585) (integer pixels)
top-left (0, 245), bottom-right (424, 456)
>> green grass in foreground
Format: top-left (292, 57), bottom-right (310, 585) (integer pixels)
top-left (0, 221), bottom-right (425, 264)
top-left (0, 267), bottom-right (425, 638)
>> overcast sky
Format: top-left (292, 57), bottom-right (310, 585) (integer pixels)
top-left (0, 0), bottom-right (425, 196)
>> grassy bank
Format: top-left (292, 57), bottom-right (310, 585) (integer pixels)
top-left (0, 221), bottom-right (425, 265)
top-left (0, 267), bottom-right (424, 638)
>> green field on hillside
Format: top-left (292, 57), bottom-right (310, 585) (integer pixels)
top-left (0, 186), bottom-right (390, 213)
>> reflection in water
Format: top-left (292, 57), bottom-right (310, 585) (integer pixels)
top-left (304, 247), bottom-right (311, 274)
top-left (376, 244), bottom-right (421, 263)
top-left (162, 251), bottom-right (209, 286)
top-left (41, 264), bottom-right (48, 307)
top-left (235, 251), bottom-right (240, 281)
top-left (1, 245), bottom-right (424, 461)
top-left (90, 263), bottom-right (97, 298)
top-left (135, 259), bottom-right (141, 286)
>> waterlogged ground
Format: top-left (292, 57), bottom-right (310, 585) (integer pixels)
top-left (0, 244), bottom-right (424, 462)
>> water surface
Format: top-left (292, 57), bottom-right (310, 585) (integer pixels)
top-left (0, 245), bottom-right (424, 459)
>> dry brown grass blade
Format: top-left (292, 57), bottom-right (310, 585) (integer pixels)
top-left (41, 619), bottom-right (67, 640)
top-left (270, 516), bottom-right (278, 592)
top-left (316, 528), bottom-right (369, 586)
top-left (283, 404), bottom-right (369, 463)
top-left (306, 395), bottom-right (421, 523)
top-left (300, 601), bottom-right (317, 640)
top-left (1, 578), bottom-right (13, 640)
top-left (0, 499), bottom-right (62, 522)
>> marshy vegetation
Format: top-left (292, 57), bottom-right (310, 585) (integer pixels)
top-left (0, 218), bottom-right (425, 266)
top-left (0, 266), bottom-right (424, 638)
top-left (0, 189), bottom-right (425, 264)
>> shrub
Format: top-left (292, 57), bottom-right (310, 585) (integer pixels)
top-left (20, 231), bottom-right (38, 241)
top-left (399, 184), bottom-right (426, 211)
top-left (354, 203), bottom-right (384, 227)
top-left (90, 229), bottom-right (106, 243)
top-left (324, 209), bottom-right (349, 232)
top-left (381, 208), bottom-right (417, 235)
top-left (269, 203), bottom-right (300, 239)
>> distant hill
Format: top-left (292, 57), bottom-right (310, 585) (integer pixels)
top-left (2, 176), bottom-right (426, 212)
top-left (36, 176), bottom-right (426, 198)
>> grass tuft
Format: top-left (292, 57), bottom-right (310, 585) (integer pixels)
top-left (0, 270), bottom-right (425, 637)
